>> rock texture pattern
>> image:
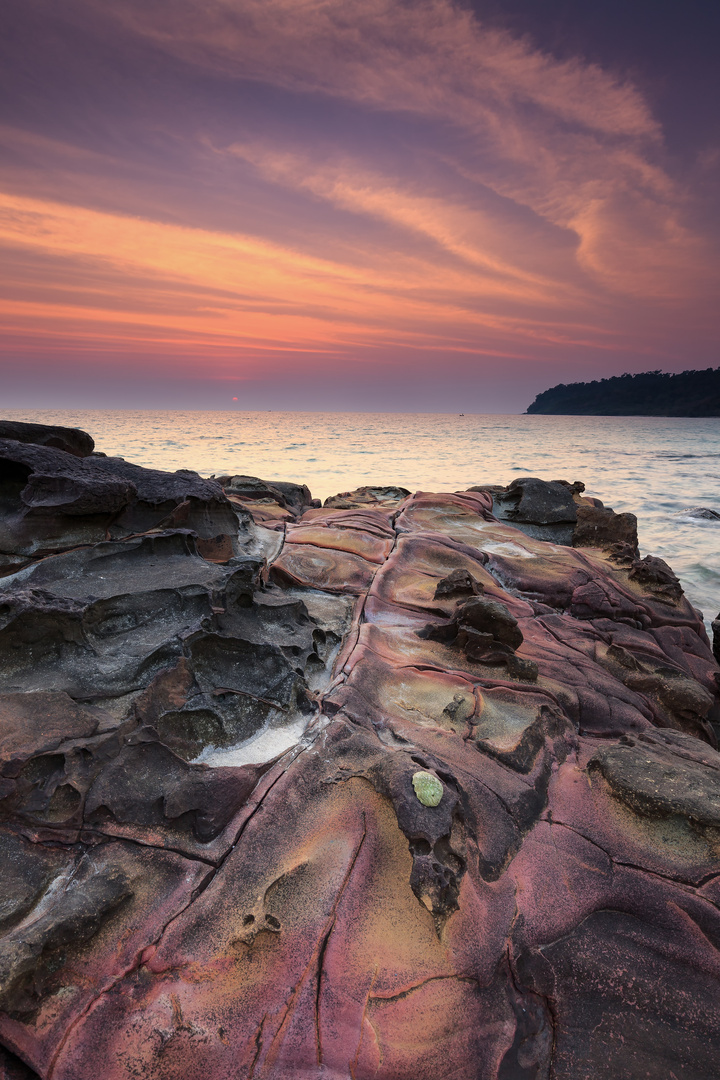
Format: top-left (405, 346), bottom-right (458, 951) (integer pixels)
top-left (0, 422), bottom-right (94, 459)
top-left (0, 431), bottom-right (719, 1080)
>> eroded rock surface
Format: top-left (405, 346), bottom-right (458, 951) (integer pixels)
top-left (0, 439), bottom-right (243, 573)
top-left (0, 435), bottom-right (719, 1080)
top-left (0, 423), bottom-right (94, 459)
top-left (212, 475), bottom-right (319, 527)
top-left (474, 476), bottom-right (640, 551)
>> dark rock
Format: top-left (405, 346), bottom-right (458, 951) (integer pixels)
top-left (0, 441), bottom-right (135, 556)
top-left (89, 455), bottom-right (237, 538)
top-left (0, 835), bottom-right (209, 1074)
top-left (628, 554), bottom-right (683, 602)
top-left (132, 657), bottom-right (272, 760)
top-left (674, 506), bottom-right (720, 520)
top-left (504, 654), bottom-right (540, 682)
top-left (458, 596), bottom-right (523, 650)
top-left (0, 692), bottom-right (106, 774)
top-left (0, 858), bottom-right (131, 1015)
top-left (0, 1044), bottom-right (40, 1078)
top-left (17, 470), bottom-right (132, 517)
top-left (84, 738), bottom-right (261, 842)
top-left (588, 731), bottom-right (720, 829)
top-left (0, 422), bottom-right (94, 458)
top-left (494, 476), bottom-right (579, 524)
top-left (216, 475), bottom-right (281, 501)
top-left (572, 503), bottom-right (639, 551)
top-left (421, 594), bottom-right (525, 668)
top-left (185, 632), bottom-right (306, 709)
top-left (478, 477), bottom-right (639, 552)
top-left (433, 568), bottom-right (483, 600)
top-left (0, 583), bottom-right (201, 698)
top-left (0, 833), bottom-right (70, 937)
top-left (266, 480), bottom-right (314, 516)
top-left (600, 644), bottom-right (715, 742)
top-left (487, 477), bottom-right (580, 544)
top-left (8, 530), bottom-right (231, 600)
top-left (535, 906), bottom-right (720, 1079)
top-left (0, 440), bottom-right (238, 559)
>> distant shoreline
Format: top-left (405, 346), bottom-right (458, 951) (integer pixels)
top-left (527, 367), bottom-right (720, 417)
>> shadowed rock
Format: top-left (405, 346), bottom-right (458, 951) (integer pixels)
top-left (420, 594), bottom-right (529, 672)
top-left (627, 553), bottom-right (684, 602)
top-left (0, 441), bottom-right (238, 561)
top-left (573, 502), bottom-right (639, 550)
top-left (0, 858), bottom-right (132, 1015)
top-left (0, 1044), bottom-right (39, 1078)
top-left (0, 422), bottom-right (94, 459)
top-left (472, 476), bottom-right (639, 551)
top-left (0, 429), bottom-right (719, 1080)
top-left (495, 476), bottom-right (579, 524)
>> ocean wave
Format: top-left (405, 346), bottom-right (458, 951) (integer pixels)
top-left (654, 451), bottom-right (720, 459)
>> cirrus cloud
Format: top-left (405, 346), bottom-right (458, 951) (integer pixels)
top-left (0, 0), bottom-right (717, 409)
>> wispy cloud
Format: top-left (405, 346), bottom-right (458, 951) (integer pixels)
top-left (105, 0), bottom-right (659, 137)
top-left (0, 0), bottom-right (717, 407)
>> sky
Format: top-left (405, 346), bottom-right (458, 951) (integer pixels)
top-left (1, 0), bottom-right (718, 412)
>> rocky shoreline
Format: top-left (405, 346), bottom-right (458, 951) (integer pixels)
top-left (1, 421), bottom-right (719, 1079)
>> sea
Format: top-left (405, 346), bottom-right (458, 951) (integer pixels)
top-left (5, 410), bottom-right (720, 634)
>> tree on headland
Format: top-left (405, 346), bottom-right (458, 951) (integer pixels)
top-left (526, 367), bottom-right (720, 416)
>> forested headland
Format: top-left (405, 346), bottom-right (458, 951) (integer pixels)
top-left (526, 368), bottom-right (720, 416)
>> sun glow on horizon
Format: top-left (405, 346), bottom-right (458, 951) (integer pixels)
top-left (1, 0), bottom-right (717, 409)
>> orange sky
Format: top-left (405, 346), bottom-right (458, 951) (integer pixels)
top-left (1, 0), bottom-right (718, 410)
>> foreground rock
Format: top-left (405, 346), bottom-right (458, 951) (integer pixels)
top-left (0, 438), bottom-right (240, 569)
top-left (0, 422), bottom-right (94, 459)
top-left (0, 432), bottom-right (719, 1080)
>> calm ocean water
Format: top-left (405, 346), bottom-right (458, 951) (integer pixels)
top-left (5, 410), bottom-right (720, 630)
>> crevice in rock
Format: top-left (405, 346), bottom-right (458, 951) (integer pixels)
top-left (368, 971), bottom-right (479, 1005)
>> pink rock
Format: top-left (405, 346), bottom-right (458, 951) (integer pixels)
top-left (1, 467), bottom-right (719, 1078)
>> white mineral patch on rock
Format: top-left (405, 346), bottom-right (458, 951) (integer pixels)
top-left (193, 715), bottom-right (313, 768)
top-left (241, 520), bottom-right (285, 561)
top-left (476, 539), bottom-right (538, 558)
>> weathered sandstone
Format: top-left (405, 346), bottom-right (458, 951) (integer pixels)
top-left (0, 431), bottom-right (718, 1080)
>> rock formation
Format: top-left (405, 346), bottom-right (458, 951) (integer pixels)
top-left (0, 422), bottom-right (94, 459)
top-left (0, 425), bottom-right (719, 1079)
